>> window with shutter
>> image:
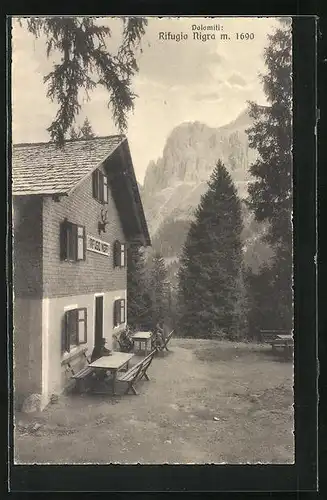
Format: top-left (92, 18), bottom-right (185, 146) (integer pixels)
top-left (113, 241), bottom-right (126, 268)
top-left (92, 169), bottom-right (108, 204)
top-left (60, 220), bottom-right (86, 262)
top-left (62, 308), bottom-right (88, 355)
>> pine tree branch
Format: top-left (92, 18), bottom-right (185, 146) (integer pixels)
top-left (21, 16), bottom-right (147, 146)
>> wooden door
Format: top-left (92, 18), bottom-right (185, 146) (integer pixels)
top-left (94, 296), bottom-right (104, 347)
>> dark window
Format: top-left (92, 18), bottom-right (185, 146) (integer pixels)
top-left (113, 299), bottom-right (126, 327)
top-left (92, 169), bottom-right (108, 204)
top-left (113, 240), bottom-right (126, 268)
top-left (60, 220), bottom-right (85, 262)
top-left (62, 308), bottom-right (87, 354)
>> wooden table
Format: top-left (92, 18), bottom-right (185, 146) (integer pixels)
top-left (131, 331), bottom-right (152, 356)
top-left (89, 352), bottom-right (134, 395)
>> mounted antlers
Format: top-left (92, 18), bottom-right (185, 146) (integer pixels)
top-left (98, 208), bottom-right (109, 234)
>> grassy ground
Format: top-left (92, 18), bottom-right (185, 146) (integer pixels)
top-left (14, 338), bottom-right (294, 464)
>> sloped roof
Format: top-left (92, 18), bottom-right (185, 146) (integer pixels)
top-left (12, 135), bottom-right (125, 195)
top-left (12, 135), bottom-right (151, 246)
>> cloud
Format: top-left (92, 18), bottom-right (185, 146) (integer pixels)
top-left (227, 73), bottom-right (248, 87)
top-left (192, 91), bottom-right (221, 102)
top-left (207, 52), bottom-right (225, 65)
top-left (136, 19), bottom-right (225, 88)
top-left (12, 16), bottom-right (276, 180)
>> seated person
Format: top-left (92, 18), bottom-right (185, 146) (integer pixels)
top-left (152, 322), bottom-right (165, 350)
top-left (91, 338), bottom-right (111, 383)
top-left (91, 338), bottom-right (111, 363)
top-left (118, 327), bottom-right (134, 352)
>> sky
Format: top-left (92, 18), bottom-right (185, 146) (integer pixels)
top-left (12, 16), bottom-right (281, 184)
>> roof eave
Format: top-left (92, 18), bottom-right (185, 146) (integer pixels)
top-left (12, 190), bottom-right (68, 197)
top-left (121, 141), bottom-right (151, 247)
top-left (66, 137), bottom-right (126, 197)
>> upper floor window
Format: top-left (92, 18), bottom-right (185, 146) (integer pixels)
top-left (113, 240), bottom-right (126, 268)
top-left (92, 169), bottom-right (108, 204)
top-left (62, 307), bottom-right (87, 354)
top-left (60, 220), bottom-right (86, 262)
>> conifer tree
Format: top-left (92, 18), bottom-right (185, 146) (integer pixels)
top-left (68, 117), bottom-right (95, 140)
top-left (149, 252), bottom-right (168, 328)
top-left (69, 126), bottom-right (79, 140)
top-left (246, 19), bottom-right (293, 333)
top-left (177, 161), bottom-right (244, 339)
top-left (127, 244), bottom-right (152, 329)
top-left (20, 16), bottom-right (147, 145)
top-left (79, 117), bottom-right (95, 139)
top-left (247, 19), bottom-right (292, 249)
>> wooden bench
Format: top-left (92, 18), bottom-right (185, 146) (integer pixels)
top-left (156, 329), bottom-right (174, 354)
top-left (116, 349), bottom-right (156, 395)
top-left (260, 330), bottom-right (289, 343)
top-left (270, 339), bottom-right (294, 357)
top-left (66, 351), bottom-right (94, 393)
top-left (260, 330), bottom-right (293, 358)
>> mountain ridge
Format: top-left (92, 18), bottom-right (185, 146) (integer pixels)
top-left (140, 108), bottom-right (273, 275)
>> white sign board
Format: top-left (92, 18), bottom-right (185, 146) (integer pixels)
top-left (86, 235), bottom-right (110, 256)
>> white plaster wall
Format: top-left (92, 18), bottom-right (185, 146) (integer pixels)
top-left (45, 289), bottom-right (127, 397)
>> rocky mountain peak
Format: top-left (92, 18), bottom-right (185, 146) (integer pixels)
top-left (140, 108), bottom-right (272, 274)
top-left (142, 109), bottom-right (255, 199)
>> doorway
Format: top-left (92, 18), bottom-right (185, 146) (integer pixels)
top-left (94, 295), bottom-right (104, 347)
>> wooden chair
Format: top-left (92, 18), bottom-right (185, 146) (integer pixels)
top-left (113, 333), bottom-right (134, 353)
top-left (156, 330), bottom-right (174, 355)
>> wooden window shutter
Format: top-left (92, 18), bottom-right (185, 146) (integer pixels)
top-left (113, 241), bottom-right (120, 267)
top-left (121, 243), bottom-right (126, 267)
top-left (99, 172), bottom-right (104, 203)
top-left (103, 175), bottom-right (108, 203)
top-left (71, 223), bottom-right (78, 261)
top-left (70, 309), bottom-right (78, 346)
top-left (83, 226), bottom-right (86, 260)
top-left (120, 299), bottom-right (126, 323)
top-left (62, 312), bottom-right (70, 353)
top-left (60, 220), bottom-right (68, 260)
top-left (77, 308), bottom-right (87, 344)
top-left (113, 300), bottom-right (118, 327)
top-left (92, 170), bottom-right (99, 199)
top-left (77, 225), bottom-right (86, 261)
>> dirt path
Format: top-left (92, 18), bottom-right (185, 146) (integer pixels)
top-left (14, 339), bottom-right (294, 464)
